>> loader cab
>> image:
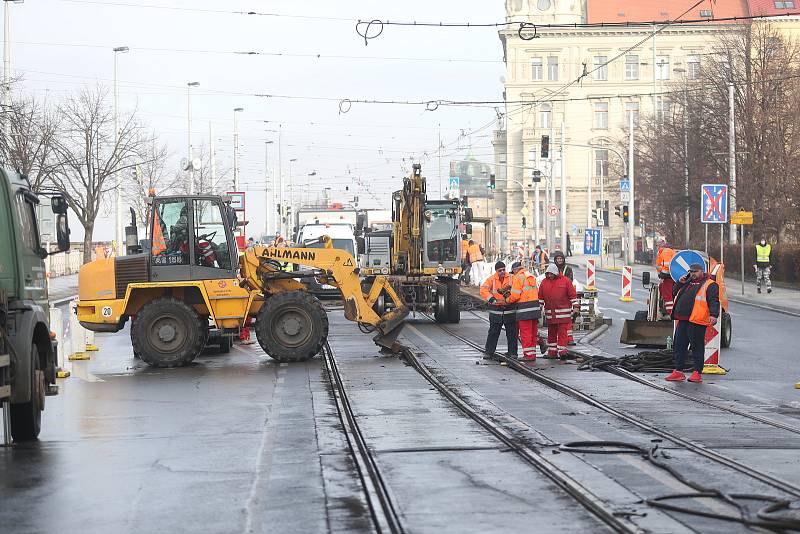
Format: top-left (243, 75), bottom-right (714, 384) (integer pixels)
top-left (422, 200), bottom-right (461, 270)
top-left (148, 196), bottom-right (239, 282)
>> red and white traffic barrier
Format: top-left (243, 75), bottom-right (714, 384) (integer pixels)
top-left (619, 266), bottom-right (634, 302)
top-left (702, 321), bottom-right (726, 375)
top-left (586, 259), bottom-right (596, 290)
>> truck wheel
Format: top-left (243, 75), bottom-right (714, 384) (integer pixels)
top-left (446, 278), bottom-right (461, 324)
top-left (434, 283), bottom-right (448, 324)
top-left (10, 344), bottom-right (44, 441)
top-left (720, 311), bottom-right (732, 348)
top-left (131, 298), bottom-right (205, 368)
top-left (256, 290), bottom-right (328, 362)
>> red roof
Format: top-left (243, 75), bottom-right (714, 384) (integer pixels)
top-left (587, 0), bottom-right (749, 23)
top-left (748, 0), bottom-right (798, 16)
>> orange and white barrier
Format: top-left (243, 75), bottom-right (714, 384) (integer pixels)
top-left (619, 266), bottom-right (634, 302)
top-left (702, 320), bottom-right (726, 375)
top-left (68, 300), bottom-right (90, 361)
top-left (586, 259), bottom-right (596, 290)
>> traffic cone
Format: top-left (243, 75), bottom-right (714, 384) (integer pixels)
top-left (619, 266), bottom-right (634, 302)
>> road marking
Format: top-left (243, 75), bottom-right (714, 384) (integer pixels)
top-left (603, 307), bottom-right (629, 315)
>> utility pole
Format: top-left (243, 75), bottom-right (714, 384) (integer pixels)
top-left (264, 140), bottom-right (273, 236)
top-left (534, 152), bottom-right (541, 246)
top-left (587, 151), bottom-right (592, 230)
top-left (627, 110), bottom-right (636, 265)
top-left (560, 121), bottom-right (566, 252)
top-left (233, 107), bottom-right (244, 190)
top-left (209, 122), bottom-right (216, 194)
top-left (728, 82), bottom-right (738, 244)
top-left (683, 84), bottom-right (690, 248)
top-left (186, 81), bottom-right (200, 194)
top-left (112, 45), bottom-right (129, 256)
top-left (2, 0), bottom-right (22, 140)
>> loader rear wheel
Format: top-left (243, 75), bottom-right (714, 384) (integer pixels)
top-left (720, 311), bottom-right (732, 348)
top-left (446, 278), bottom-right (460, 324)
top-left (131, 298), bottom-right (204, 368)
top-left (256, 290), bottom-right (328, 362)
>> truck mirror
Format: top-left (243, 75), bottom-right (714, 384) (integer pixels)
top-left (51, 195), bottom-right (68, 215)
top-left (56, 213), bottom-right (71, 252)
top-left (463, 207), bottom-right (474, 223)
top-left (642, 271), bottom-right (651, 286)
top-left (356, 213), bottom-right (366, 234)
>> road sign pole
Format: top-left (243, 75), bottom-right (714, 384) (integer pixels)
top-left (705, 224), bottom-right (708, 254)
top-left (720, 225), bottom-right (724, 264)
top-left (740, 224), bottom-right (745, 296)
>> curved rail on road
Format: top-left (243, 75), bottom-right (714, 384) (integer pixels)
top-left (468, 309), bottom-right (800, 438)
top-left (399, 346), bottom-right (646, 534)
top-left (430, 317), bottom-right (800, 499)
top-left (323, 342), bottom-right (405, 534)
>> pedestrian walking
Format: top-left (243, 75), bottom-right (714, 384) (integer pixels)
top-left (755, 237), bottom-right (772, 294)
top-left (566, 234), bottom-right (572, 257)
top-left (665, 263), bottom-right (720, 384)
top-left (532, 245), bottom-right (549, 274)
top-left (538, 264), bottom-right (578, 359)
top-left (506, 262), bottom-right (541, 360)
top-left (480, 261), bottom-right (518, 360)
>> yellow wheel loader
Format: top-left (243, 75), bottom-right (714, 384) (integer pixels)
top-left (76, 194), bottom-right (408, 367)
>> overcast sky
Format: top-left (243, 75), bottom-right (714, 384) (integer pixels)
top-left (10, 0), bottom-right (506, 240)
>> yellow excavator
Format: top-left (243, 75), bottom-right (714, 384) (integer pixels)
top-left (75, 194), bottom-right (407, 367)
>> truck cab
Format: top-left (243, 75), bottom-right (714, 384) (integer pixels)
top-left (0, 168), bottom-right (71, 441)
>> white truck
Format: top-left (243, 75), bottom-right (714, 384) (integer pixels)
top-left (294, 208), bottom-right (357, 238)
top-left (295, 223), bottom-right (358, 297)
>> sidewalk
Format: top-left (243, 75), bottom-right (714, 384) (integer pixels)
top-left (48, 273), bottom-right (79, 305)
top-left (567, 253), bottom-right (800, 316)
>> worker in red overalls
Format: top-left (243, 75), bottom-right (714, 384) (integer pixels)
top-left (538, 264), bottom-right (578, 359)
top-left (655, 243), bottom-right (676, 316)
top-left (506, 261), bottom-right (541, 360)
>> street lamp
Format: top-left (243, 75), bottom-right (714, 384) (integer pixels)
top-left (112, 45), bottom-right (129, 255)
top-left (233, 107), bottom-right (244, 190)
top-left (264, 139), bottom-right (274, 237)
top-left (187, 82), bottom-right (200, 194)
top-left (674, 66), bottom-right (690, 248)
top-left (288, 158), bottom-right (298, 238)
top-left (2, 0), bottom-right (24, 139)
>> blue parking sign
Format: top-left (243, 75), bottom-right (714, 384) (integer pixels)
top-left (701, 184), bottom-right (728, 223)
top-left (583, 228), bottom-right (601, 255)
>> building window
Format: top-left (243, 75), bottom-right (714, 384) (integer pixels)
top-left (595, 149), bottom-right (609, 177)
top-left (531, 57), bottom-right (543, 81)
top-left (547, 56), bottom-right (559, 81)
top-left (625, 101), bottom-right (640, 126)
top-left (699, 9), bottom-right (712, 17)
top-left (687, 55), bottom-right (700, 79)
top-left (594, 102), bottom-right (609, 129)
top-left (775, 1), bottom-right (795, 8)
top-left (594, 56), bottom-right (608, 80)
top-left (539, 103), bottom-right (552, 129)
top-left (656, 55), bottom-right (670, 80)
top-left (656, 97), bottom-right (671, 121)
top-left (625, 55), bottom-right (639, 80)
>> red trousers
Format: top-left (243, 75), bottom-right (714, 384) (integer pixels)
top-left (517, 319), bottom-right (539, 358)
top-left (547, 322), bottom-right (570, 357)
top-left (659, 278), bottom-right (675, 315)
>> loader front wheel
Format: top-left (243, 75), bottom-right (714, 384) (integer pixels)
top-left (131, 298), bottom-right (204, 368)
top-left (256, 291), bottom-right (328, 362)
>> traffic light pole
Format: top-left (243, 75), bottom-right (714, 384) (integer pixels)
top-left (627, 111), bottom-right (636, 265)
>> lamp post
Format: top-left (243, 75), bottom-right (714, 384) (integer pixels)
top-left (675, 67), bottom-right (690, 248)
top-left (2, 0), bottom-right (23, 138)
top-left (264, 139), bottom-right (273, 236)
top-left (186, 81), bottom-right (200, 194)
top-left (288, 158), bottom-right (297, 238)
top-left (233, 107), bottom-right (244, 190)
top-left (112, 46), bottom-right (129, 255)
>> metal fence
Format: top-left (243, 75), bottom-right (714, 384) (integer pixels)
top-left (46, 250), bottom-right (84, 278)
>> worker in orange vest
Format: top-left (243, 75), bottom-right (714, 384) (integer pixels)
top-left (506, 261), bottom-right (541, 360)
top-left (460, 234), bottom-right (470, 285)
top-left (538, 264), bottom-right (578, 359)
top-left (480, 261), bottom-right (517, 360)
top-left (666, 263), bottom-right (720, 384)
top-left (468, 239), bottom-right (486, 287)
top-left (655, 243), bottom-right (677, 316)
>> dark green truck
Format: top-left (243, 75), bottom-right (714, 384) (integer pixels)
top-left (0, 168), bottom-right (70, 442)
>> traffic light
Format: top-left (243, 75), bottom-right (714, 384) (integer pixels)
top-left (614, 205), bottom-right (621, 218)
top-left (521, 216), bottom-right (527, 228)
top-left (488, 174), bottom-right (496, 189)
top-left (532, 170), bottom-right (542, 183)
top-left (541, 135), bottom-right (550, 159)
top-left (622, 205), bottom-right (630, 223)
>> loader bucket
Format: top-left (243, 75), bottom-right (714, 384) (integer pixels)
top-left (620, 319), bottom-right (673, 348)
top-left (373, 306), bottom-right (410, 352)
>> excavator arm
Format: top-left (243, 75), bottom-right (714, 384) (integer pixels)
top-left (240, 236), bottom-right (409, 350)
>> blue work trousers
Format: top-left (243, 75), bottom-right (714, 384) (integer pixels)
top-left (673, 320), bottom-right (706, 372)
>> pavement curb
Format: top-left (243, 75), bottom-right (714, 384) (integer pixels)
top-left (569, 261), bottom-right (800, 318)
top-left (579, 324), bottom-right (609, 345)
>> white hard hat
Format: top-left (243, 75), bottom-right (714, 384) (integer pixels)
top-left (545, 264), bottom-right (560, 276)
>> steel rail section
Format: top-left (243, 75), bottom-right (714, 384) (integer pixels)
top-left (399, 347), bottom-right (645, 534)
top-left (430, 320), bottom-right (800, 499)
top-left (323, 343), bottom-right (405, 534)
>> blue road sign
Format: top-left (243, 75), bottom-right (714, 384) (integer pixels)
top-left (669, 249), bottom-right (707, 282)
top-left (583, 228), bottom-right (602, 255)
top-left (701, 184), bottom-right (728, 223)
top-left (619, 180), bottom-right (631, 192)
top-left (449, 176), bottom-right (460, 192)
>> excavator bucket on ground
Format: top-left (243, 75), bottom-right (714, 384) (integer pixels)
top-left (619, 317), bottom-right (672, 347)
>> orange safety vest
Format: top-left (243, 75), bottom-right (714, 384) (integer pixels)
top-left (468, 243), bottom-right (484, 262)
top-left (480, 272), bottom-right (514, 312)
top-left (688, 279), bottom-right (714, 326)
top-left (507, 270), bottom-right (541, 320)
top-left (151, 211), bottom-right (167, 255)
top-left (656, 247), bottom-right (675, 274)
top-left (461, 240), bottom-right (469, 260)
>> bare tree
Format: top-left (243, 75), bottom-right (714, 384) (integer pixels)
top-left (122, 138), bottom-right (175, 230)
top-left (0, 95), bottom-right (60, 192)
top-left (50, 85), bottom-right (155, 262)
